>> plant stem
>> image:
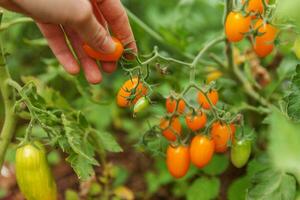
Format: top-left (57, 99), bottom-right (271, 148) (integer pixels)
top-left (0, 12), bottom-right (16, 168)
top-left (0, 17), bottom-right (33, 32)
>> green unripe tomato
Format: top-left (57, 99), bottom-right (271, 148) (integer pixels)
top-left (230, 139), bottom-right (251, 168)
top-left (16, 142), bottom-right (57, 200)
top-left (133, 97), bottom-right (149, 114)
top-left (293, 36), bottom-right (300, 59)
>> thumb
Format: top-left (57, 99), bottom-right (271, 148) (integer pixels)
top-left (67, 2), bottom-right (115, 53)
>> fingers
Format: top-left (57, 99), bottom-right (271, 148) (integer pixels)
top-left (37, 23), bottom-right (80, 75)
top-left (12, 0), bottom-right (115, 53)
top-left (64, 27), bottom-right (102, 84)
top-left (98, 0), bottom-right (137, 54)
top-left (101, 62), bottom-right (117, 73)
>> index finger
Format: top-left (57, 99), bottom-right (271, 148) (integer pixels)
top-left (97, 0), bottom-right (137, 54)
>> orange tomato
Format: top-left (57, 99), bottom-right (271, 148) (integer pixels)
top-left (244, 0), bottom-right (269, 17)
top-left (190, 135), bottom-right (214, 168)
top-left (185, 111), bottom-right (207, 131)
top-left (166, 145), bottom-right (190, 178)
top-left (197, 90), bottom-right (219, 109)
top-left (166, 98), bottom-right (186, 114)
top-left (159, 117), bottom-right (182, 141)
top-left (83, 37), bottom-right (124, 61)
top-left (253, 19), bottom-right (277, 57)
top-left (225, 12), bottom-right (251, 42)
top-left (211, 122), bottom-right (235, 153)
top-left (116, 78), bottom-right (147, 107)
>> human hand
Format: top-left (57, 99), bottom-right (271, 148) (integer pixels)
top-left (1, 0), bottom-right (137, 84)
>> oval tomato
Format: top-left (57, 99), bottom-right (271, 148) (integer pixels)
top-left (231, 139), bottom-right (251, 168)
top-left (244, 0), bottom-right (269, 17)
top-left (225, 12), bottom-right (251, 42)
top-left (159, 117), bottom-right (182, 141)
top-left (197, 90), bottom-right (219, 109)
top-left (254, 19), bottom-right (278, 57)
top-left (166, 97), bottom-right (186, 114)
top-left (211, 122), bottom-right (235, 153)
top-left (185, 111), bottom-right (207, 131)
top-left (83, 37), bottom-right (124, 61)
top-left (117, 78), bottom-right (147, 107)
top-left (133, 97), bottom-right (149, 114)
top-left (166, 145), bottom-right (190, 178)
top-left (190, 135), bottom-right (214, 168)
top-left (207, 70), bottom-right (222, 83)
top-left (16, 142), bottom-right (57, 200)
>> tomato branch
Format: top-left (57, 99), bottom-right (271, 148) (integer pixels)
top-left (0, 12), bottom-right (17, 169)
top-left (0, 17), bottom-right (33, 32)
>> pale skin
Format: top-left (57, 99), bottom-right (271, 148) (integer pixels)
top-left (0, 0), bottom-right (137, 84)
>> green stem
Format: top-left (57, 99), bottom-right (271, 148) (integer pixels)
top-left (0, 12), bottom-right (17, 168)
top-left (0, 17), bottom-right (33, 32)
top-left (190, 36), bottom-right (225, 82)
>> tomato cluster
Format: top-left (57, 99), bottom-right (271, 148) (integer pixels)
top-left (225, 0), bottom-right (277, 57)
top-left (158, 89), bottom-right (251, 178)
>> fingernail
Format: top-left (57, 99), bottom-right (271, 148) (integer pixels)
top-left (98, 36), bottom-right (115, 53)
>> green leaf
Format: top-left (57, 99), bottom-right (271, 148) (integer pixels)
top-left (186, 177), bottom-right (220, 200)
top-left (285, 65), bottom-right (300, 121)
top-left (66, 153), bottom-right (95, 180)
top-left (246, 169), bottom-right (296, 200)
top-left (228, 176), bottom-right (251, 200)
top-left (202, 154), bottom-right (229, 176)
top-left (94, 131), bottom-right (123, 153)
top-left (268, 108), bottom-right (300, 179)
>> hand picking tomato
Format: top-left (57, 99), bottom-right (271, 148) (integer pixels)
top-left (190, 135), bottom-right (214, 168)
top-left (211, 122), bottom-right (235, 153)
top-left (117, 78), bottom-right (148, 107)
top-left (225, 12), bottom-right (251, 42)
top-left (185, 111), bottom-right (207, 131)
top-left (83, 37), bottom-right (124, 61)
top-left (231, 139), bottom-right (251, 168)
top-left (254, 19), bottom-right (277, 57)
top-left (166, 145), bottom-right (190, 178)
top-left (166, 97), bottom-right (186, 114)
top-left (159, 117), bottom-right (182, 141)
top-left (197, 89), bottom-right (219, 109)
top-left (16, 142), bottom-right (57, 200)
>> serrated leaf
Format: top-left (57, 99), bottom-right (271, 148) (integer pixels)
top-left (186, 177), bottom-right (220, 200)
top-left (94, 131), bottom-right (122, 153)
top-left (246, 169), bottom-right (296, 200)
top-left (66, 153), bottom-right (94, 180)
top-left (202, 154), bottom-right (229, 176)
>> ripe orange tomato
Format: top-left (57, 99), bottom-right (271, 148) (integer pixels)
top-left (197, 90), bottom-right (219, 109)
top-left (190, 135), bottom-right (214, 168)
top-left (211, 122), bottom-right (235, 153)
top-left (253, 19), bottom-right (277, 57)
top-left (185, 111), bottom-right (207, 131)
top-left (83, 37), bottom-right (124, 61)
top-left (166, 145), bottom-right (190, 178)
top-left (117, 78), bottom-right (147, 107)
top-left (166, 98), bottom-right (186, 114)
top-left (244, 0), bottom-right (269, 17)
top-left (225, 12), bottom-right (251, 42)
top-left (159, 117), bottom-right (182, 141)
